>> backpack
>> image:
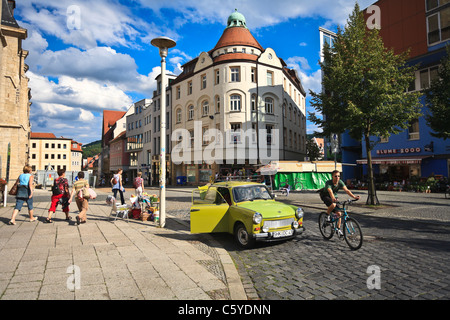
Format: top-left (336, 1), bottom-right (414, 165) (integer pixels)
top-left (111, 177), bottom-right (117, 185)
top-left (133, 177), bottom-right (142, 189)
top-left (52, 178), bottom-right (65, 196)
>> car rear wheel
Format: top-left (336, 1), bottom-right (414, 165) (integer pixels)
top-left (234, 223), bottom-right (254, 249)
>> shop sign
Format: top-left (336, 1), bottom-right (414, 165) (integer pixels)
top-left (376, 147), bottom-right (421, 155)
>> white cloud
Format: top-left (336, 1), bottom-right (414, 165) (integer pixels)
top-left (17, 0), bottom-right (153, 49)
top-left (136, 0), bottom-right (376, 29)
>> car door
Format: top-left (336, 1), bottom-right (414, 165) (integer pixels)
top-left (190, 186), bottom-right (230, 234)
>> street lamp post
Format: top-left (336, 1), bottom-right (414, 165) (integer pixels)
top-left (151, 37), bottom-right (176, 228)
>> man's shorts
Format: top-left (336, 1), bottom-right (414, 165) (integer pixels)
top-left (320, 194), bottom-right (334, 207)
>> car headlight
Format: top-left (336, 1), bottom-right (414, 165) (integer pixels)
top-left (262, 225), bottom-right (269, 233)
top-left (253, 212), bottom-right (262, 224)
top-left (292, 221), bottom-right (299, 228)
top-left (296, 208), bottom-right (304, 219)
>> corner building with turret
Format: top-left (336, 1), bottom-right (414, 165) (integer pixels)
top-left (171, 10), bottom-right (307, 184)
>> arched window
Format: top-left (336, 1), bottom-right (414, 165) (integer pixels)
top-left (188, 105), bottom-right (194, 120)
top-left (265, 97), bottom-right (274, 114)
top-left (176, 108), bottom-right (182, 123)
top-left (230, 95), bottom-right (241, 111)
top-left (202, 100), bottom-right (209, 116)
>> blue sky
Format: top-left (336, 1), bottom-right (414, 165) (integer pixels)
top-left (14, 0), bottom-right (374, 145)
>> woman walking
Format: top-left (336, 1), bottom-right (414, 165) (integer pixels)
top-left (134, 172), bottom-right (145, 197)
top-left (111, 169), bottom-right (125, 205)
top-left (45, 168), bottom-right (71, 223)
top-left (69, 171), bottom-right (90, 225)
top-left (9, 165), bottom-right (37, 225)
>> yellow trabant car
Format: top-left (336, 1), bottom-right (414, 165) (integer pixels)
top-left (190, 181), bottom-right (305, 248)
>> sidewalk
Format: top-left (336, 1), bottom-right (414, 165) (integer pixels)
top-left (0, 189), bottom-right (246, 300)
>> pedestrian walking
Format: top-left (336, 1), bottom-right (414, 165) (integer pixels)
top-left (134, 172), bottom-right (144, 197)
top-left (45, 168), bottom-right (71, 223)
top-left (111, 168), bottom-right (125, 205)
top-left (69, 171), bottom-right (89, 225)
top-left (8, 165), bottom-right (37, 225)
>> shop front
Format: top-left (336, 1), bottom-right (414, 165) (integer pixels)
top-left (356, 155), bottom-right (429, 181)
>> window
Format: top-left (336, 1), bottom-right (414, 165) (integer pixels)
top-left (176, 109), bottom-right (182, 123)
top-left (187, 81), bottom-right (192, 95)
top-left (201, 74), bottom-right (207, 89)
top-left (420, 66), bottom-right (440, 89)
top-left (215, 69), bottom-right (220, 85)
top-left (426, 0), bottom-right (449, 11)
top-left (188, 105), bottom-right (194, 120)
top-left (251, 95), bottom-right (257, 112)
top-left (32, 154), bottom-right (36, 159)
top-left (267, 71), bottom-right (273, 86)
top-left (408, 119), bottom-right (420, 140)
top-left (202, 127), bottom-right (209, 145)
top-left (176, 86), bottom-right (181, 99)
top-left (230, 123), bottom-right (241, 143)
top-left (265, 97), bottom-right (274, 114)
top-left (215, 96), bottom-right (221, 113)
top-left (45, 143), bottom-right (49, 148)
top-left (202, 100), bottom-right (209, 116)
top-left (230, 95), bottom-right (241, 111)
top-left (251, 68), bottom-right (256, 82)
top-left (427, 7), bottom-right (450, 45)
top-left (32, 143), bottom-right (36, 148)
top-left (266, 125), bottom-right (274, 145)
top-left (189, 130), bottom-right (194, 147)
top-left (230, 67), bottom-right (240, 82)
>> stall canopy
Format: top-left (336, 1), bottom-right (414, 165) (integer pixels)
top-left (258, 161), bottom-right (341, 191)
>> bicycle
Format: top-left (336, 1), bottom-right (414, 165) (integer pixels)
top-left (293, 178), bottom-right (304, 192)
top-left (318, 199), bottom-right (363, 250)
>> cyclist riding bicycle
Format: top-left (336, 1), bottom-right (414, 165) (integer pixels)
top-left (320, 170), bottom-right (360, 236)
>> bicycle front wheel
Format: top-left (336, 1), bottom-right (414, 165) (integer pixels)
top-left (343, 218), bottom-right (363, 250)
top-left (318, 212), bottom-right (334, 240)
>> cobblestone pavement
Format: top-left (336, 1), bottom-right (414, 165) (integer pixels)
top-left (167, 188), bottom-right (450, 300)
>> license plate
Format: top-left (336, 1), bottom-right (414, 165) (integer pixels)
top-left (272, 229), bottom-right (294, 238)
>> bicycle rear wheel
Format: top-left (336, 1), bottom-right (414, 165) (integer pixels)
top-left (318, 212), bottom-right (334, 240)
top-left (343, 218), bottom-right (363, 250)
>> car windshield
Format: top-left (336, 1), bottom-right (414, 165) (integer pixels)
top-left (233, 185), bottom-right (272, 203)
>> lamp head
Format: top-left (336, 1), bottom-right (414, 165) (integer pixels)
top-left (151, 37), bottom-right (176, 58)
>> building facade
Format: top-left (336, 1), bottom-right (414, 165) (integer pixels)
top-left (171, 10), bottom-right (307, 185)
top-left (357, 0), bottom-right (450, 181)
top-left (0, 0), bottom-right (31, 185)
top-left (29, 132), bottom-right (83, 172)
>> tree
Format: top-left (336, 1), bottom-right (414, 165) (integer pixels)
top-left (308, 3), bottom-right (422, 205)
top-left (425, 46), bottom-right (450, 140)
top-left (306, 139), bottom-right (322, 161)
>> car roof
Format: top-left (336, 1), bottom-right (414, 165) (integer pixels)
top-left (212, 181), bottom-right (263, 188)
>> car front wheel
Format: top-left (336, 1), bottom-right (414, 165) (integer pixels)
top-left (234, 223), bottom-right (254, 249)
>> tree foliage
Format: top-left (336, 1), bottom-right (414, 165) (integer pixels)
top-left (425, 46), bottom-right (450, 140)
top-left (306, 139), bottom-right (323, 161)
top-left (308, 3), bottom-right (422, 204)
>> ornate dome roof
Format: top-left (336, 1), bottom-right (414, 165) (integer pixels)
top-left (213, 10), bottom-right (263, 52)
top-left (227, 9), bottom-right (247, 29)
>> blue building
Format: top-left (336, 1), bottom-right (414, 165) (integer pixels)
top-left (321, 0), bottom-right (450, 182)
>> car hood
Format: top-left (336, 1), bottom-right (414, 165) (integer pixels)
top-left (237, 200), bottom-right (295, 219)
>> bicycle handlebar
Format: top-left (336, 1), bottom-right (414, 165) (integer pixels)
top-left (335, 198), bottom-right (359, 206)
